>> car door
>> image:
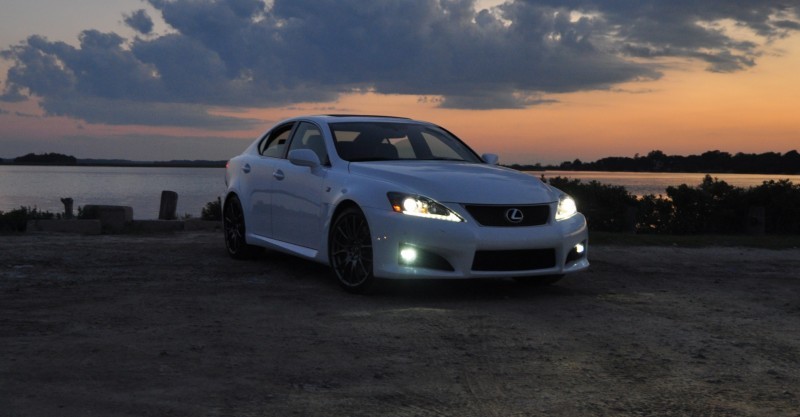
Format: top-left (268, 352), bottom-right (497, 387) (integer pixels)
top-left (245, 122), bottom-right (294, 238)
top-left (270, 121), bottom-right (329, 250)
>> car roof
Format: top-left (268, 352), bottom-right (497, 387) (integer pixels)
top-left (298, 114), bottom-right (426, 125)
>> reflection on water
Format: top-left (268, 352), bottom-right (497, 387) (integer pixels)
top-left (0, 165), bottom-right (225, 219)
top-left (535, 170), bottom-right (800, 197)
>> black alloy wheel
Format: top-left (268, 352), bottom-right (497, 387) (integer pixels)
top-left (329, 207), bottom-right (375, 293)
top-left (223, 195), bottom-right (258, 259)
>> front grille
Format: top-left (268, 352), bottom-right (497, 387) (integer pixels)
top-left (464, 204), bottom-right (550, 227)
top-left (471, 249), bottom-right (556, 271)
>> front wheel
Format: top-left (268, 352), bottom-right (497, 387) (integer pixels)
top-left (223, 195), bottom-right (259, 259)
top-left (329, 207), bottom-right (375, 293)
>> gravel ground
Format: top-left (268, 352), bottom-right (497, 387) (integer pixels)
top-left (1, 231), bottom-right (799, 416)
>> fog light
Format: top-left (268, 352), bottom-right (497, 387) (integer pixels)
top-left (575, 243), bottom-right (585, 254)
top-left (400, 247), bottom-right (418, 263)
top-left (565, 241), bottom-right (587, 265)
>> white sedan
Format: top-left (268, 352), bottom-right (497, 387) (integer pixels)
top-left (223, 115), bottom-right (588, 292)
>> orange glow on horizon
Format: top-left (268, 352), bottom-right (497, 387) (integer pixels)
top-left (1, 35), bottom-right (798, 164)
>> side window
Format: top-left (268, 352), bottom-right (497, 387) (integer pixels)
top-left (259, 123), bottom-right (294, 158)
top-left (288, 122), bottom-right (329, 165)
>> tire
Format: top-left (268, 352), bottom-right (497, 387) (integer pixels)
top-left (513, 274), bottom-right (564, 286)
top-left (223, 195), bottom-right (259, 259)
top-left (329, 206), bottom-right (375, 293)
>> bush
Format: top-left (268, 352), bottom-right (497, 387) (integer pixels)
top-left (548, 176), bottom-right (638, 232)
top-left (746, 179), bottom-right (800, 234)
top-left (0, 206), bottom-right (55, 232)
top-left (635, 194), bottom-right (674, 234)
top-left (550, 174), bottom-right (800, 235)
top-left (201, 198), bottom-right (222, 221)
top-left (665, 175), bottom-right (746, 234)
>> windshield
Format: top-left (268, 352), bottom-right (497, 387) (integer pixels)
top-left (330, 122), bottom-right (482, 163)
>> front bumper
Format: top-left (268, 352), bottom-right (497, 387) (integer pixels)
top-left (363, 206), bottom-right (589, 279)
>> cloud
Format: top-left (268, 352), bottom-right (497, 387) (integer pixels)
top-left (1, 0), bottom-right (798, 124)
top-left (124, 9), bottom-right (155, 35)
top-left (0, 133), bottom-right (252, 160)
top-left (41, 96), bottom-right (261, 129)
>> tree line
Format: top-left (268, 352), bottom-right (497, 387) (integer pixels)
top-left (11, 153), bottom-right (78, 165)
top-left (1, 153), bottom-right (225, 168)
top-left (550, 175), bottom-right (800, 235)
top-left (509, 150), bottom-right (800, 174)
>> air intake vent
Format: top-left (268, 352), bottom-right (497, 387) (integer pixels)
top-left (471, 249), bottom-right (556, 271)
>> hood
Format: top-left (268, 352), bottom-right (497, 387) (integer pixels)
top-left (349, 161), bottom-right (558, 205)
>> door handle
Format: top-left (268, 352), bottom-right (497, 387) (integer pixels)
top-left (242, 163), bottom-right (251, 173)
top-left (273, 169), bottom-right (285, 180)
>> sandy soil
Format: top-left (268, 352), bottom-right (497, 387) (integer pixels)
top-left (1, 231), bottom-right (799, 416)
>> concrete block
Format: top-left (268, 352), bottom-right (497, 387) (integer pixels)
top-left (82, 205), bottom-right (133, 233)
top-left (26, 219), bottom-right (102, 235)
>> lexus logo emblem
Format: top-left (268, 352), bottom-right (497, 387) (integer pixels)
top-left (505, 208), bottom-right (524, 223)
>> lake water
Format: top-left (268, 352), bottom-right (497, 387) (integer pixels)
top-left (1, 165), bottom-right (798, 218)
top-left (0, 165), bottom-right (225, 219)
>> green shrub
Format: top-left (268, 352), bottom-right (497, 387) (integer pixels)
top-left (745, 179), bottom-right (800, 234)
top-left (635, 194), bottom-right (674, 234)
top-left (665, 175), bottom-right (746, 234)
top-left (548, 176), bottom-right (638, 232)
top-left (0, 206), bottom-right (55, 232)
top-left (550, 174), bottom-right (800, 235)
top-left (201, 198), bottom-right (222, 221)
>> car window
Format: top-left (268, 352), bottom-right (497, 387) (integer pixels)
top-left (330, 122), bottom-right (481, 163)
top-left (288, 122), bottom-right (329, 165)
top-left (421, 131), bottom-right (464, 160)
top-left (391, 137), bottom-right (415, 159)
top-left (259, 123), bottom-right (294, 158)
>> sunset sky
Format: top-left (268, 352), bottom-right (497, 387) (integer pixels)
top-left (1, 0), bottom-right (799, 165)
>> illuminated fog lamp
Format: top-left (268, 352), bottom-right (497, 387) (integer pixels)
top-left (575, 243), bottom-right (585, 254)
top-left (400, 247), bottom-right (418, 264)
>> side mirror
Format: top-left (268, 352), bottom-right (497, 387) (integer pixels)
top-left (288, 149), bottom-right (321, 168)
top-left (482, 153), bottom-right (499, 165)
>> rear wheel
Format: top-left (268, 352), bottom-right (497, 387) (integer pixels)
top-left (513, 274), bottom-right (564, 286)
top-left (329, 207), bottom-right (375, 293)
top-left (223, 195), bottom-right (259, 259)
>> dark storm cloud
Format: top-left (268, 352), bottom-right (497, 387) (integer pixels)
top-left (42, 96), bottom-right (260, 129)
top-left (124, 9), bottom-right (155, 35)
top-left (1, 0), bottom-right (798, 127)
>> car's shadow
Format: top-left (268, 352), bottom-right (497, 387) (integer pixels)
top-left (248, 248), bottom-right (594, 301)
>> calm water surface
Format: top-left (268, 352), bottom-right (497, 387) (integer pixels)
top-left (0, 166), bottom-right (225, 219)
top-left (1, 166), bottom-right (798, 218)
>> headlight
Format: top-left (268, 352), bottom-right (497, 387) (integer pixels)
top-left (387, 192), bottom-right (464, 222)
top-left (555, 195), bottom-right (578, 221)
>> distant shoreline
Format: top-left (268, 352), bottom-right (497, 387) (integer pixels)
top-left (0, 160), bottom-right (226, 168)
top-left (2, 147), bottom-right (799, 174)
top-left (1, 160), bottom-right (798, 174)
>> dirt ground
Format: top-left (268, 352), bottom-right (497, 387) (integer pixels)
top-left (1, 231), bottom-right (799, 417)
